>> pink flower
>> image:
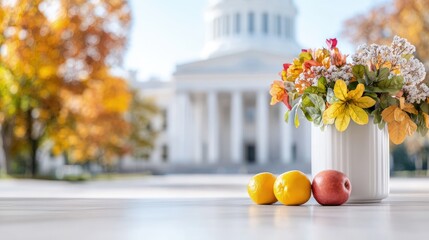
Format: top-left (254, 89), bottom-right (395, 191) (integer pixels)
top-left (326, 38), bottom-right (338, 50)
top-left (283, 63), bottom-right (292, 71)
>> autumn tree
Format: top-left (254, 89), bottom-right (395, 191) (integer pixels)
top-left (0, 0), bottom-right (131, 176)
top-left (343, 0), bottom-right (429, 66)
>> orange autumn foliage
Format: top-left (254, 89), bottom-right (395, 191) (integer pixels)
top-left (343, 0), bottom-right (429, 67)
top-left (0, 0), bottom-right (134, 173)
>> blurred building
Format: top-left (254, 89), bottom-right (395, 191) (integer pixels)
top-left (131, 0), bottom-right (311, 172)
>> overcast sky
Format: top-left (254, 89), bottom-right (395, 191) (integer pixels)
top-left (124, 0), bottom-right (390, 81)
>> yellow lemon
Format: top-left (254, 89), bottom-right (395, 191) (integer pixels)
top-left (247, 172), bottom-right (278, 205)
top-left (273, 170), bottom-right (311, 205)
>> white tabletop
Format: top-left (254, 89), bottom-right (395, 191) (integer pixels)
top-left (0, 175), bottom-right (428, 240)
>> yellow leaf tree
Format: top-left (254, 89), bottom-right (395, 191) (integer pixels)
top-left (0, 0), bottom-right (132, 176)
top-left (343, 0), bottom-right (429, 66)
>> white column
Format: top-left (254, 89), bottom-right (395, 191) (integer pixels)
top-left (183, 93), bottom-right (193, 161)
top-left (256, 91), bottom-right (269, 164)
top-left (176, 92), bottom-right (187, 161)
top-left (279, 105), bottom-right (293, 163)
top-left (168, 93), bottom-right (180, 162)
top-left (193, 94), bottom-right (203, 163)
top-left (230, 91), bottom-right (243, 164)
top-left (207, 91), bottom-right (219, 163)
top-left (175, 92), bottom-right (192, 162)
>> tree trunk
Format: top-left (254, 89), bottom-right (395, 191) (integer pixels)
top-left (1, 120), bottom-right (14, 174)
top-left (30, 136), bottom-right (38, 177)
top-left (26, 110), bottom-right (39, 177)
top-left (0, 125), bottom-right (7, 176)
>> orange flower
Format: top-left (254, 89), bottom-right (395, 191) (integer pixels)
top-left (270, 80), bottom-right (291, 110)
top-left (303, 60), bottom-right (322, 71)
top-left (331, 48), bottom-right (347, 67)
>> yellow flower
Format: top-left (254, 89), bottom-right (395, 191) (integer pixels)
top-left (286, 58), bottom-right (304, 82)
top-left (313, 48), bottom-right (331, 68)
top-left (322, 80), bottom-right (376, 131)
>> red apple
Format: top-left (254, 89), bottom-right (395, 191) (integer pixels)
top-left (312, 170), bottom-right (351, 206)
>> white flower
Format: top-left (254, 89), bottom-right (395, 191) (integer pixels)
top-left (309, 65), bottom-right (353, 84)
top-left (352, 36), bottom-right (428, 103)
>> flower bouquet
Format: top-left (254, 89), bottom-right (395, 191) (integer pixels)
top-left (270, 36), bottom-right (428, 144)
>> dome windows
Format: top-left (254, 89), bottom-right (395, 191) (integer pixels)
top-left (276, 15), bottom-right (282, 37)
top-left (224, 15), bottom-right (230, 36)
top-left (262, 12), bottom-right (269, 35)
top-left (211, 11), bottom-right (294, 40)
top-left (248, 12), bottom-right (255, 34)
top-left (284, 17), bottom-right (293, 39)
top-left (234, 13), bottom-right (241, 34)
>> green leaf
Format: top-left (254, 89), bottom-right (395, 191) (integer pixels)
top-left (379, 93), bottom-right (398, 108)
top-left (284, 111), bottom-right (290, 123)
top-left (304, 86), bottom-right (319, 94)
top-left (306, 106), bottom-right (322, 126)
top-left (371, 108), bottom-right (382, 124)
top-left (364, 66), bottom-right (377, 84)
top-left (301, 106), bottom-right (313, 121)
top-left (352, 65), bottom-right (365, 79)
top-left (420, 102), bottom-right (429, 113)
top-left (377, 68), bottom-right (390, 82)
top-left (415, 114), bottom-right (428, 136)
top-left (290, 93), bottom-right (301, 105)
top-left (317, 77), bottom-right (327, 93)
top-left (375, 76), bottom-right (404, 93)
top-left (365, 86), bottom-right (383, 93)
top-left (301, 95), bottom-right (314, 108)
top-left (364, 92), bottom-right (378, 99)
top-left (294, 109), bottom-right (300, 128)
top-left (326, 88), bottom-right (338, 104)
top-left (307, 93), bottom-right (326, 112)
top-left (348, 81), bottom-right (359, 90)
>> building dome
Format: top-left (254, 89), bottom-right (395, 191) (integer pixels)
top-left (202, 0), bottom-right (299, 58)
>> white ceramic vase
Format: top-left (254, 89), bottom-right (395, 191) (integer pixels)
top-left (311, 121), bottom-right (390, 203)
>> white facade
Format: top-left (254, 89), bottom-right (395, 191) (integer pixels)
top-left (136, 0), bottom-right (311, 167)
